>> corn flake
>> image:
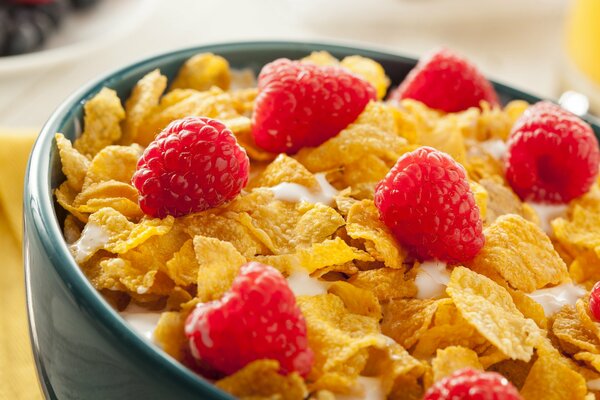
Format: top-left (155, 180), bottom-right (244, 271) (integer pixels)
top-left (82, 145), bottom-right (143, 190)
top-left (121, 69), bottom-right (167, 145)
top-left (446, 267), bottom-right (540, 361)
top-left (74, 87), bottom-right (125, 158)
top-left (170, 53), bottom-right (231, 92)
top-left (431, 346), bottom-right (483, 382)
top-left (327, 281), bottom-right (381, 320)
top-left (340, 55), bottom-right (390, 100)
top-left (154, 311), bottom-right (187, 361)
top-left (249, 154), bottom-right (318, 189)
top-left (349, 268), bottom-right (417, 302)
top-left (55, 133), bottom-right (90, 192)
top-left (346, 200), bottom-right (407, 269)
top-left (295, 102), bottom-right (408, 172)
top-left (469, 214), bottom-right (569, 292)
top-left (381, 298), bottom-right (438, 349)
top-left (194, 235), bottom-right (246, 302)
top-left (69, 207), bottom-right (174, 263)
top-left (520, 351), bottom-right (588, 400)
top-left (215, 360), bottom-right (307, 400)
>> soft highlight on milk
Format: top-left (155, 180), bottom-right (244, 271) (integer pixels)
top-left (527, 282), bottom-right (587, 316)
top-left (69, 222), bottom-right (109, 263)
top-left (415, 260), bottom-right (450, 299)
top-left (287, 269), bottom-right (330, 296)
top-left (119, 304), bottom-right (162, 341)
top-left (527, 202), bottom-right (568, 235)
top-left (270, 173), bottom-right (338, 205)
top-left (480, 138), bottom-right (508, 160)
top-left (336, 376), bottom-right (385, 400)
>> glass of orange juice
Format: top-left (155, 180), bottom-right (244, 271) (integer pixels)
top-left (563, 0), bottom-right (600, 114)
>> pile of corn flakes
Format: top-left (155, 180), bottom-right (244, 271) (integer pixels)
top-left (55, 51), bottom-right (600, 400)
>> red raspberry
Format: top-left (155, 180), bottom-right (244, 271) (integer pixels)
top-left (505, 101), bottom-right (600, 203)
top-left (252, 58), bottom-right (377, 154)
top-left (388, 48), bottom-right (499, 113)
top-left (374, 146), bottom-right (484, 263)
top-left (132, 117), bottom-right (249, 218)
top-left (589, 282), bottom-right (600, 321)
top-left (185, 262), bottom-right (313, 378)
top-left (424, 368), bottom-right (522, 400)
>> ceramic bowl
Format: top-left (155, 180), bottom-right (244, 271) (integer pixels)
top-left (23, 41), bottom-right (600, 400)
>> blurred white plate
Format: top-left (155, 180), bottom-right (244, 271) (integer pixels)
top-left (287, 0), bottom-right (567, 27)
top-left (0, 0), bottom-right (157, 76)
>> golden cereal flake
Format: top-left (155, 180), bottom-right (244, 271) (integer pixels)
top-left (82, 145), bottom-right (143, 190)
top-left (194, 235), bottom-right (246, 302)
top-left (381, 298), bottom-right (438, 349)
top-left (240, 201), bottom-right (345, 255)
top-left (301, 51), bottom-right (339, 66)
top-left (446, 267), bottom-right (541, 361)
top-left (55, 133), bottom-right (90, 193)
top-left (570, 252), bottom-right (600, 289)
top-left (340, 154), bottom-right (390, 187)
top-left (138, 87), bottom-right (240, 146)
top-left (182, 211), bottom-right (267, 257)
top-left (349, 268), bottom-right (417, 302)
top-left (340, 55), bottom-right (390, 100)
top-left (121, 69), bottom-right (167, 145)
top-left (69, 207), bottom-right (174, 263)
top-left (470, 214), bottom-right (569, 292)
top-left (346, 200), bottom-right (407, 269)
top-left (520, 351), bottom-right (588, 400)
top-left (74, 87), bottom-right (125, 158)
top-left (469, 180), bottom-right (488, 222)
top-left (298, 294), bottom-right (422, 394)
top-left (552, 306), bottom-right (600, 354)
top-left (297, 238), bottom-right (373, 274)
top-left (170, 53), bottom-right (231, 92)
top-left (295, 102), bottom-right (408, 172)
top-left (165, 239), bottom-right (197, 287)
top-left (327, 281), bottom-right (381, 320)
top-left (553, 205), bottom-right (600, 259)
top-left (431, 346), bottom-right (483, 382)
top-left (248, 153), bottom-right (318, 189)
top-left (215, 360), bottom-right (307, 400)
top-left (154, 311), bottom-right (187, 361)
top-left (412, 299), bottom-right (489, 360)
top-left (415, 113), bottom-right (467, 164)
top-left (98, 257), bottom-right (174, 296)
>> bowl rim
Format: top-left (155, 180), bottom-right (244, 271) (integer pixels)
top-left (23, 40), bottom-right (600, 398)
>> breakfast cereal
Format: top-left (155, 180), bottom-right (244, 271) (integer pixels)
top-left (54, 48), bottom-right (600, 399)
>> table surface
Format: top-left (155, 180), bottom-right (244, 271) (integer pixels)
top-left (0, 0), bottom-right (567, 129)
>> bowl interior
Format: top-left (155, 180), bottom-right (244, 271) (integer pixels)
top-left (27, 41), bottom-right (600, 397)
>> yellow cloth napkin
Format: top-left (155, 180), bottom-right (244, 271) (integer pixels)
top-left (0, 129), bottom-right (43, 400)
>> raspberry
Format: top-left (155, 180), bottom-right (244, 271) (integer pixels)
top-left (185, 262), bottom-right (313, 378)
top-left (424, 368), bottom-right (522, 400)
top-left (505, 101), bottom-right (600, 203)
top-left (252, 58), bottom-right (377, 154)
top-left (388, 48), bottom-right (499, 112)
top-left (589, 281), bottom-right (600, 321)
top-left (374, 146), bottom-right (484, 263)
top-left (132, 117), bottom-right (249, 218)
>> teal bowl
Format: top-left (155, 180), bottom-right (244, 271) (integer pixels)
top-left (23, 41), bottom-right (600, 400)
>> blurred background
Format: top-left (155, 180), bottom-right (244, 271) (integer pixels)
top-left (1, 0), bottom-right (600, 399)
top-left (0, 0), bottom-right (599, 128)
